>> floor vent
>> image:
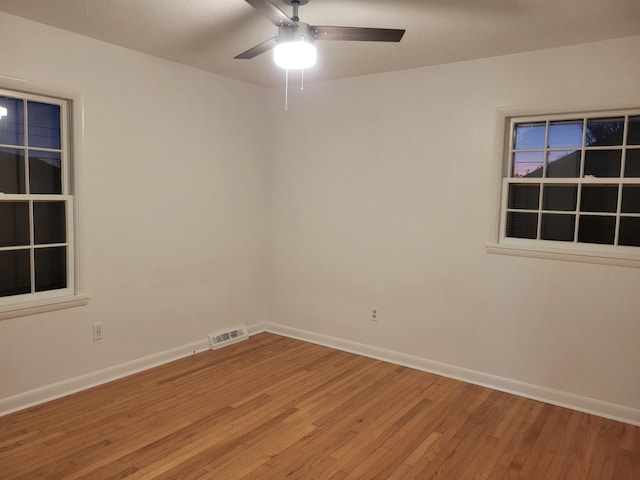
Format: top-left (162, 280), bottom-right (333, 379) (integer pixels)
top-left (208, 325), bottom-right (248, 350)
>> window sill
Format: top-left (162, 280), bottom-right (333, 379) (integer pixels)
top-left (486, 242), bottom-right (640, 269)
top-left (0, 294), bottom-right (89, 321)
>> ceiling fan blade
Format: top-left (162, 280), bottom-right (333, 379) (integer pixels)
top-left (313, 26), bottom-right (405, 42)
top-left (234, 36), bottom-right (278, 59)
top-left (244, 0), bottom-right (297, 27)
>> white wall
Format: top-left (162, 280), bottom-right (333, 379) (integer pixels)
top-left (268, 36), bottom-right (640, 412)
top-left (1, 9), bottom-right (639, 420)
top-left (0, 13), bottom-right (270, 399)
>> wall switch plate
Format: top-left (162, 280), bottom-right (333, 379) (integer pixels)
top-left (93, 323), bottom-right (103, 341)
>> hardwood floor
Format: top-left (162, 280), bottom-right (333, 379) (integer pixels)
top-left (1, 333), bottom-right (638, 479)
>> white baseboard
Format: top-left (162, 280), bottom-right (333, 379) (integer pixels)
top-left (4, 322), bottom-right (638, 427)
top-left (252, 321), bottom-right (640, 426)
top-left (0, 338), bottom-right (211, 417)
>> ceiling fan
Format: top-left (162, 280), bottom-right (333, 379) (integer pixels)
top-left (235, 0), bottom-right (406, 70)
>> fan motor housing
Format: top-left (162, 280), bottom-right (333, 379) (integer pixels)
top-left (277, 22), bottom-right (315, 44)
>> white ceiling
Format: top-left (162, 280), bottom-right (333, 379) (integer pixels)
top-left (1, 0), bottom-right (639, 88)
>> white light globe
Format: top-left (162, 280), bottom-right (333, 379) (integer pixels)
top-left (274, 41), bottom-right (317, 70)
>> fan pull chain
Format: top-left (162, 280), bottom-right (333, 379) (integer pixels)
top-left (284, 68), bottom-right (289, 111)
top-left (300, 68), bottom-right (304, 98)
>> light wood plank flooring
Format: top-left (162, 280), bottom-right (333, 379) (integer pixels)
top-left (1, 333), bottom-right (638, 479)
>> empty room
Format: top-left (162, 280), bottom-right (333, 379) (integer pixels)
top-left (0, 0), bottom-right (639, 478)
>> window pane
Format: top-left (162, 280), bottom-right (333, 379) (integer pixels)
top-left (508, 184), bottom-right (539, 210)
top-left (624, 150), bottom-right (640, 177)
top-left (621, 186), bottom-right (640, 214)
top-left (547, 150), bottom-right (580, 178)
top-left (0, 148), bottom-right (26, 194)
top-left (578, 215), bottom-right (616, 245)
top-left (29, 150), bottom-right (62, 194)
top-left (0, 201), bottom-right (30, 247)
top-left (513, 151), bottom-right (543, 177)
top-left (35, 247), bottom-right (67, 292)
top-left (586, 117), bottom-right (624, 146)
top-left (27, 101), bottom-right (61, 150)
top-left (580, 185), bottom-right (618, 213)
top-left (0, 96), bottom-right (25, 146)
top-left (584, 149), bottom-right (621, 178)
top-left (628, 116), bottom-right (640, 145)
top-left (548, 120), bottom-right (582, 148)
top-left (541, 214), bottom-right (575, 242)
top-left (543, 185), bottom-right (577, 211)
top-left (0, 249), bottom-right (31, 297)
top-left (619, 217), bottom-right (640, 247)
top-left (506, 212), bottom-right (538, 239)
top-left (514, 122), bottom-right (545, 150)
top-left (34, 201), bottom-right (66, 244)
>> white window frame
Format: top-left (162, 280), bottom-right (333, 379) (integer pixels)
top-left (487, 99), bottom-right (640, 269)
top-left (0, 76), bottom-right (88, 319)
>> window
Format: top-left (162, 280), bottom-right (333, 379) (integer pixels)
top-left (0, 85), bottom-right (85, 316)
top-left (490, 107), bottom-right (640, 267)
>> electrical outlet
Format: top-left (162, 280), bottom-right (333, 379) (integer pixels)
top-left (371, 307), bottom-right (378, 322)
top-left (93, 323), bottom-right (103, 341)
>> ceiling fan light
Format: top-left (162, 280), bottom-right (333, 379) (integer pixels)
top-left (274, 40), bottom-right (317, 70)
